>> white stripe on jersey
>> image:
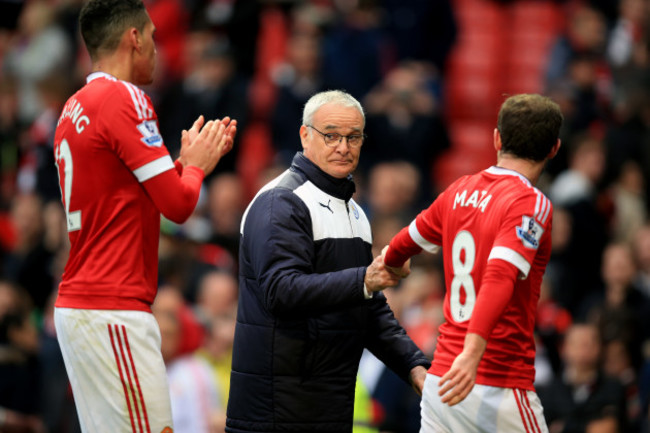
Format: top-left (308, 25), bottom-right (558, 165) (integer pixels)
top-left (123, 82), bottom-right (143, 120)
top-left (488, 246), bottom-right (531, 278)
top-left (133, 155), bottom-right (175, 182)
top-left (541, 194), bottom-right (551, 224)
top-left (533, 191), bottom-right (551, 224)
top-left (122, 82), bottom-right (153, 120)
top-left (409, 220), bottom-right (440, 254)
top-left (135, 85), bottom-right (152, 118)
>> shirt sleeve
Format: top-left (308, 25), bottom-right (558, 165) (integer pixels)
top-left (384, 193), bottom-right (444, 267)
top-left (466, 258), bottom-right (519, 340)
top-left (102, 81), bottom-right (173, 181)
top-left (142, 166), bottom-right (205, 223)
top-left (488, 189), bottom-right (553, 278)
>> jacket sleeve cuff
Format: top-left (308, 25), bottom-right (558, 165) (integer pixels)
top-left (363, 283), bottom-right (373, 299)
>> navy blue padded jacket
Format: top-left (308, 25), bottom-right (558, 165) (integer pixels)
top-left (226, 153), bottom-right (430, 433)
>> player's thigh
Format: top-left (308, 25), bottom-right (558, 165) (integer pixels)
top-left (496, 388), bottom-right (549, 433)
top-left (55, 308), bottom-right (173, 433)
top-left (419, 374), bottom-right (548, 433)
top-left (420, 374), bottom-right (452, 433)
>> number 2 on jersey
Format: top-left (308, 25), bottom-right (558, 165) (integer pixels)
top-left (450, 230), bottom-right (476, 322)
top-left (54, 138), bottom-right (81, 232)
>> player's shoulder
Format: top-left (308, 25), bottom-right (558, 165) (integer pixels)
top-left (482, 166), bottom-right (547, 198)
top-left (83, 73), bottom-right (154, 117)
top-left (486, 168), bottom-right (553, 226)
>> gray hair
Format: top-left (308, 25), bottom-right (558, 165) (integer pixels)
top-left (302, 90), bottom-right (365, 127)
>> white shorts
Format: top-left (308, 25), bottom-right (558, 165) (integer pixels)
top-left (54, 307), bottom-right (173, 433)
top-left (420, 373), bottom-right (549, 433)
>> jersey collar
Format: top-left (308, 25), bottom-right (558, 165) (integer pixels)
top-left (485, 166), bottom-right (531, 186)
top-left (86, 72), bottom-right (118, 83)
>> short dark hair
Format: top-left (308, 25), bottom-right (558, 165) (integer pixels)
top-left (497, 94), bottom-right (563, 162)
top-left (79, 0), bottom-right (149, 60)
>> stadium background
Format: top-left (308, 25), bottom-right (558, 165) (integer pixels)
top-left (0, 0), bottom-right (649, 431)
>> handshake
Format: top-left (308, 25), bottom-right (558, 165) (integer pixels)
top-left (364, 245), bottom-right (412, 294)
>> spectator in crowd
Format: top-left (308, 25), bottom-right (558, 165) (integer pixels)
top-left (381, 0), bottom-right (457, 73)
top-left (365, 161), bottom-right (421, 222)
top-left (604, 0), bottom-right (650, 197)
top-left (536, 276), bottom-right (573, 378)
top-left (145, 0), bottom-right (190, 84)
top-left (549, 133), bottom-right (605, 207)
top-left (546, 4), bottom-right (608, 84)
top-left (2, 0), bottom-right (73, 125)
top-left (3, 193), bottom-right (56, 311)
top-left (0, 279), bottom-right (44, 433)
top-left (537, 323), bottom-right (627, 433)
top-left (39, 290), bottom-right (81, 433)
top-left (194, 269), bottom-right (238, 323)
top-left (548, 133), bottom-right (609, 314)
top-left (18, 75), bottom-right (71, 202)
top-left (0, 76), bottom-right (20, 209)
top-left (362, 61), bottom-right (450, 194)
top-left (639, 355), bottom-right (650, 432)
top-left (582, 243), bottom-right (650, 370)
top-left (606, 160), bottom-right (646, 244)
top-left (544, 207), bottom-right (576, 315)
top-left (197, 309), bottom-right (238, 432)
top-left (206, 172), bottom-right (246, 261)
top-left (633, 224), bottom-right (650, 298)
top-left (227, 90), bottom-right (429, 432)
top-left (545, 4), bottom-right (612, 144)
top-left (602, 336), bottom-right (643, 431)
top-left (320, 0), bottom-right (385, 100)
top-left (271, 29), bottom-right (324, 165)
top-left (157, 30), bottom-right (248, 174)
top-left (154, 286), bottom-right (221, 433)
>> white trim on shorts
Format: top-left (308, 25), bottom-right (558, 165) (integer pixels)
top-left (54, 307), bottom-right (173, 433)
top-left (420, 373), bottom-right (549, 433)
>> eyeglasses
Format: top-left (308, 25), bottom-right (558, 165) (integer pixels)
top-left (307, 125), bottom-right (366, 148)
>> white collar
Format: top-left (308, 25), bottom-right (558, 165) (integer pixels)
top-left (86, 72), bottom-right (118, 83)
top-left (485, 166), bottom-right (531, 186)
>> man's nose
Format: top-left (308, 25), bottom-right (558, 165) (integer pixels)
top-left (334, 137), bottom-right (351, 153)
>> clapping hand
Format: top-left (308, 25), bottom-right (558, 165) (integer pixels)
top-left (178, 116), bottom-right (237, 175)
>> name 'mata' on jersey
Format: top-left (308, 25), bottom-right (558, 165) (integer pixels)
top-left (404, 165), bottom-right (552, 390)
top-left (53, 72), bottom-right (175, 312)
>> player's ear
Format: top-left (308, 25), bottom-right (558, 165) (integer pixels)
top-left (299, 125), bottom-right (309, 151)
top-left (493, 128), bottom-right (502, 152)
top-left (128, 27), bottom-right (141, 52)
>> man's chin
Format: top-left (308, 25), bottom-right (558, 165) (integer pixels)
top-left (328, 163), bottom-right (355, 178)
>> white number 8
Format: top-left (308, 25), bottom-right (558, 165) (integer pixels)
top-left (54, 138), bottom-right (81, 232)
top-left (450, 230), bottom-right (476, 322)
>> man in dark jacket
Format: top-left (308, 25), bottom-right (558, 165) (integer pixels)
top-left (226, 90), bottom-right (430, 433)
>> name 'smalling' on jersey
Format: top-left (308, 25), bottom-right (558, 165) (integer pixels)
top-left (58, 98), bottom-right (90, 134)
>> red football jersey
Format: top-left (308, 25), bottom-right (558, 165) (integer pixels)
top-left (396, 166), bottom-right (552, 390)
top-left (53, 72), bottom-right (175, 311)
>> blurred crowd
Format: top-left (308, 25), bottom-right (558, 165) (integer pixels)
top-left (0, 0), bottom-right (649, 432)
